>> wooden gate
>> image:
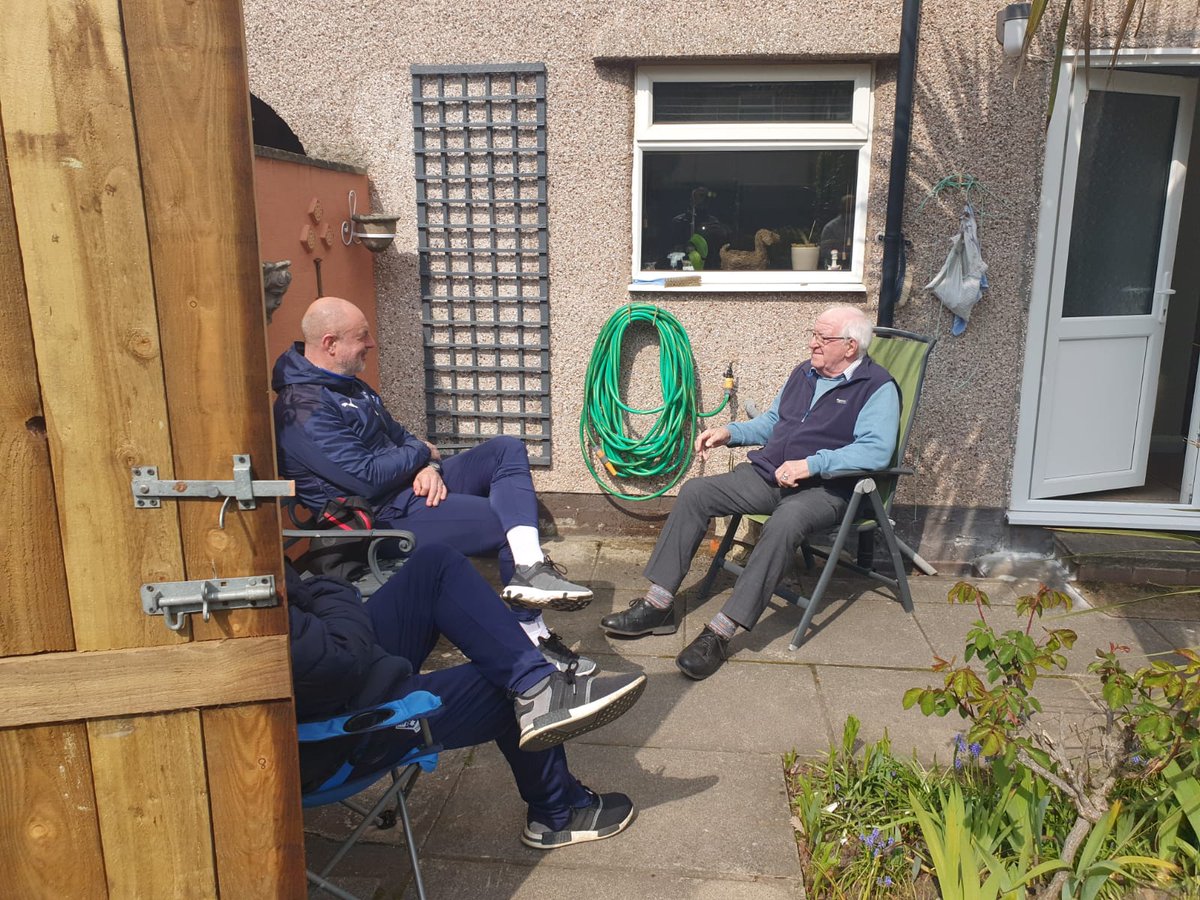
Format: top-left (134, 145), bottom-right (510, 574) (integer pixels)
top-left (0, 0), bottom-right (305, 896)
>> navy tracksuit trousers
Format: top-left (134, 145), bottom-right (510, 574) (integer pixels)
top-left (364, 544), bottom-right (589, 827)
top-left (378, 435), bottom-right (541, 623)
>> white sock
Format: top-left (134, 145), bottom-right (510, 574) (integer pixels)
top-left (506, 525), bottom-right (543, 568)
top-left (519, 614), bottom-right (550, 644)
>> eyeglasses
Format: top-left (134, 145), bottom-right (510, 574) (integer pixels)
top-left (810, 331), bottom-right (852, 346)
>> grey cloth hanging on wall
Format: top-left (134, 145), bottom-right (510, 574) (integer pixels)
top-left (925, 205), bottom-right (988, 335)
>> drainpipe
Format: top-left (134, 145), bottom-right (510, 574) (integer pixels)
top-left (877, 0), bottom-right (922, 328)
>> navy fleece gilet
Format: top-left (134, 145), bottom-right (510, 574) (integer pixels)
top-left (747, 356), bottom-right (897, 495)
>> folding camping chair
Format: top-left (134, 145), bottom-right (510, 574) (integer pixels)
top-left (299, 691), bottom-right (443, 900)
top-left (282, 497), bottom-right (416, 597)
top-left (697, 327), bottom-right (937, 649)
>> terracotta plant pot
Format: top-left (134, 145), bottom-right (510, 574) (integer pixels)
top-left (790, 245), bottom-right (819, 271)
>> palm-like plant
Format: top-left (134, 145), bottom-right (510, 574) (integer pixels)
top-left (1019, 0), bottom-right (1149, 120)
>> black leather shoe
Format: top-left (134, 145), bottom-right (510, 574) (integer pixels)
top-left (600, 597), bottom-right (677, 637)
top-left (676, 627), bottom-right (730, 680)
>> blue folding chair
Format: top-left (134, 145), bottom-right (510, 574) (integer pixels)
top-left (299, 691), bottom-right (443, 900)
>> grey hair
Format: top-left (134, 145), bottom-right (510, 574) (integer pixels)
top-left (830, 306), bottom-right (874, 352)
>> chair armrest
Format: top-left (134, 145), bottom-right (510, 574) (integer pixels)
top-left (284, 528), bottom-right (416, 556)
top-left (822, 466), bottom-right (914, 480)
top-left (297, 691), bottom-right (443, 744)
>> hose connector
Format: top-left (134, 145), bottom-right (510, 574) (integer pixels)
top-left (596, 450), bottom-right (618, 477)
top-left (723, 362), bottom-right (735, 393)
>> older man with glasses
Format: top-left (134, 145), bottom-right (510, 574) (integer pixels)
top-left (600, 306), bottom-right (900, 680)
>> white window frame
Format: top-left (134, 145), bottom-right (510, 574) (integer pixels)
top-left (630, 64), bottom-right (874, 293)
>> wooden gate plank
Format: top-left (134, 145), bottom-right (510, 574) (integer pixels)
top-left (89, 711), bottom-right (218, 899)
top-left (204, 702), bottom-right (307, 898)
top-left (123, 0), bottom-right (287, 642)
top-left (0, 636), bottom-right (293, 728)
top-left (0, 724), bottom-right (107, 898)
top-left (0, 0), bottom-right (185, 652)
top-left (0, 114), bottom-right (73, 657)
top-left (121, 2), bottom-right (304, 892)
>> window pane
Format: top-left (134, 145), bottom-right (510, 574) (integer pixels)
top-left (639, 149), bottom-right (858, 272)
top-left (652, 81), bottom-right (854, 123)
top-left (1061, 90), bottom-right (1178, 318)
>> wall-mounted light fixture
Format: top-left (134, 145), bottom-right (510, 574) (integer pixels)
top-left (996, 2), bottom-right (1031, 59)
top-left (341, 190), bottom-right (400, 253)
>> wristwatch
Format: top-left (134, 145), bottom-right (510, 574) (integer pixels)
top-left (426, 459), bottom-right (443, 474)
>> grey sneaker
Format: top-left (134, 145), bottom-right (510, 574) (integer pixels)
top-left (515, 667), bottom-right (646, 752)
top-left (503, 557), bottom-right (593, 612)
top-left (538, 632), bottom-right (598, 676)
top-left (522, 789), bottom-right (635, 849)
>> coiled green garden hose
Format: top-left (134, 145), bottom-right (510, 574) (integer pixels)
top-left (580, 303), bottom-right (731, 500)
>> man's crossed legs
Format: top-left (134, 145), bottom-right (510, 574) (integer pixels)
top-left (601, 462), bottom-right (847, 680)
top-left (361, 543), bottom-right (646, 847)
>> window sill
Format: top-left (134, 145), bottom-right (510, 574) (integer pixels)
top-left (627, 278), bottom-right (867, 294)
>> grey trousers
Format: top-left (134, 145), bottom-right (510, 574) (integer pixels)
top-left (643, 463), bottom-right (848, 630)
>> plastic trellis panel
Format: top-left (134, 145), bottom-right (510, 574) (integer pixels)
top-left (411, 63), bottom-right (551, 465)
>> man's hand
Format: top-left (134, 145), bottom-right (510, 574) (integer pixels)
top-left (775, 459), bottom-right (810, 488)
top-left (695, 425), bottom-right (732, 460)
top-left (412, 465), bottom-right (447, 507)
top-left (423, 440), bottom-right (442, 461)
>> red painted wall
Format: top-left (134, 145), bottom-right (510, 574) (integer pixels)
top-left (253, 149), bottom-right (381, 388)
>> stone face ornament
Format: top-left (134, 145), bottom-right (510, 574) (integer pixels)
top-left (262, 259), bottom-right (292, 322)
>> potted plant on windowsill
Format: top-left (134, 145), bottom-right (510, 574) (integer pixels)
top-left (787, 222), bottom-right (820, 271)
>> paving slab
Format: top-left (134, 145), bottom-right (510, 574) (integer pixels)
top-left (913, 599), bottom-right (1171, 675)
top-left (304, 749), bottom-right (468, 849)
top-left (681, 585), bottom-right (935, 669)
top-left (403, 858), bottom-right (806, 900)
top-left (1143, 618), bottom-right (1200, 662)
top-left (1074, 582), bottom-right (1200, 621)
top-left (540, 536), bottom-right (602, 583)
top-left (571, 587), bottom-right (688, 658)
top-left (574, 655), bottom-right (826, 755)
top-left (423, 742), bottom-right (802, 882)
top-left (811, 664), bottom-right (963, 764)
top-left (901, 575), bottom-right (1023, 606)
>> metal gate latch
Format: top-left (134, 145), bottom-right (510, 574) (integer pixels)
top-left (130, 454), bottom-right (294, 510)
top-left (142, 575), bottom-right (278, 632)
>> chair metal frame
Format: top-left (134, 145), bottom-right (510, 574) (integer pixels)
top-left (282, 497), bottom-right (417, 597)
top-left (299, 691), bottom-right (443, 900)
top-left (697, 327), bottom-right (937, 649)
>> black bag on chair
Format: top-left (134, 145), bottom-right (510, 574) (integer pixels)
top-left (299, 496), bottom-right (378, 582)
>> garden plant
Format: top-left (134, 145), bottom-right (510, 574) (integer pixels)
top-left (787, 581), bottom-right (1200, 898)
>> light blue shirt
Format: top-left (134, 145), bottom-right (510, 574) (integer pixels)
top-left (726, 361), bottom-right (900, 477)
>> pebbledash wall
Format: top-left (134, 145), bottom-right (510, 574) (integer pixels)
top-left (243, 0), bottom-right (1200, 566)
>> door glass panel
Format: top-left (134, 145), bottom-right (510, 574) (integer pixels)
top-left (1062, 90), bottom-right (1178, 318)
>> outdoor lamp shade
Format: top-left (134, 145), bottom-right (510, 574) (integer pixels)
top-left (996, 3), bottom-right (1030, 58)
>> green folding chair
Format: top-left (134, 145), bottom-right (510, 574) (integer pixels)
top-left (697, 327), bottom-right (937, 649)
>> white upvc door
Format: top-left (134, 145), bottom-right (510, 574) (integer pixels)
top-left (1029, 70), bottom-right (1194, 500)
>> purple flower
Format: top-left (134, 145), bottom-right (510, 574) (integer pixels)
top-left (969, 742), bottom-right (982, 758)
top-left (955, 733), bottom-right (968, 752)
top-left (877, 875), bottom-right (894, 887)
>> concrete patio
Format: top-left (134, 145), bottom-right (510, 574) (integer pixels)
top-left (304, 535), bottom-right (1200, 900)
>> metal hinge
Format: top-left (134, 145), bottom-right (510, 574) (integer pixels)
top-left (130, 454), bottom-right (294, 525)
top-left (141, 575), bottom-right (278, 632)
